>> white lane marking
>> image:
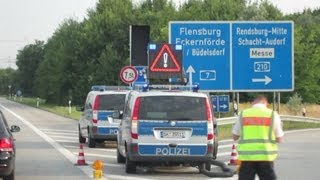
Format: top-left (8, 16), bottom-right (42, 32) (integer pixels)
top-left (64, 145), bottom-right (117, 154)
top-left (55, 139), bottom-right (78, 143)
top-left (44, 131), bottom-right (78, 136)
top-left (219, 139), bottom-right (234, 143)
top-left (64, 145), bottom-right (79, 149)
top-left (0, 105), bottom-right (105, 180)
top-left (93, 148), bottom-right (116, 152)
top-left (73, 152), bottom-right (116, 159)
top-left (50, 135), bottom-right (78, 140)
top-left (217, 152), bottom-right (231, 157)
top-left (40, 128), bottom-right (78, 133)
top-left (218, 144), bottom-right (232, 149)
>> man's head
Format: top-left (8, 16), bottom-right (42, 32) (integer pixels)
top-left (252, 95), bottom-right (268, 105)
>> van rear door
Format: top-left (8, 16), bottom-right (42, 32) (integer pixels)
top-left (136, 96), bottom-right (212, 156)
top-left (95, 94), bottom-right (126, 135)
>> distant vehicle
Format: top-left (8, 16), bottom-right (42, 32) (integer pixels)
top-left (0, 110), bottom-right (20, 180)
top-left (116, 86), bottom-right (218, 173)
top-left (77, 86), bottom-right (129, 148)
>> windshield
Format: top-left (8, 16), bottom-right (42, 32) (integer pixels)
top-left (139, 96), bottom-right (207, 120)
top-left (98, 94), bottom-right (126, 111)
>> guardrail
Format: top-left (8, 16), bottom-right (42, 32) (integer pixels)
top-left (217, 115), bottom-right (320, 125)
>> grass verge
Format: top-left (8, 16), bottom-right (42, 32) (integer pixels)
top-left (217, 121), bottom-right (320, 140)
top-left (8, 97), bottom-right (81, 120)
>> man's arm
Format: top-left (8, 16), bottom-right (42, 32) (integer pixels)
top-left (274, 111), bottom-right (284, 143)
top-left (232, 116), bottom-right (241, 141)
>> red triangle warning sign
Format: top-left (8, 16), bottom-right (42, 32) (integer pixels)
top-left (150, 44), bottom-right (181, 72)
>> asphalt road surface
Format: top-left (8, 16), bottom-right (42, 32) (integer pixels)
top-left (0, 98), bottom-right (319, 180)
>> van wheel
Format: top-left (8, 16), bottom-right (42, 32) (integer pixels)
top-left (88, 129), bottom-right (96, 148)
top-left (3, 170), bottom-right (14, 180)
top-left (125, 152), bottom-right (136, 173)
top-left (117, 148), bottom-right (125, 163)
top-left (78, 126), bottom-right (86, 143)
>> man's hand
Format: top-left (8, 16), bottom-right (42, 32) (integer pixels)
top-left (233, 134), bottom-right (240, 141)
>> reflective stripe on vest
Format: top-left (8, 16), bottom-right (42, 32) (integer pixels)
top-left (238, 107), bottom-right (278, 161)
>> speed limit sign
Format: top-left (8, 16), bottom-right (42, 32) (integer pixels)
top-left (120, 66), bottom-right (138, 84)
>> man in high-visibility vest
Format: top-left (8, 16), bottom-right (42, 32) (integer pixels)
top-left (232, 95), bottom-right (284, 180)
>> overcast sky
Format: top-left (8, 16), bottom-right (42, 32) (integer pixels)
top-left (0, 0), bottom-right (319, 69)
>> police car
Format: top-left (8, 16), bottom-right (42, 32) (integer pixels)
top-left (78, 86), bottom-right (129, 148)
top-left (115, 85), bottom-right (218, 173)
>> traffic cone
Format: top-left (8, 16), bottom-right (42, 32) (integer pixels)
top-left (75, 144), bottom-right (88, 166)
top-left (228, 143), bottom-right (239, 166)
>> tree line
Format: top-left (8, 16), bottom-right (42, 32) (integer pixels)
top-left (1, 0), bottom-right (319, 105)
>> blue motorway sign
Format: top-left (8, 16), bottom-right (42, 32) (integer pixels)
top-left (133, 66), bottom-right (147, 85)
top-left (211, 95), bottom-right (229, 113)
top-left (169, 21), bottom-right (294, 92)
top-left (211, 95), bottom-right (218, 112)
top-left (169, 22), bottom-right (231, 91)
top-left (232, 22), bottom-right (293, 91)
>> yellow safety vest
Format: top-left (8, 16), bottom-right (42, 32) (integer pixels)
top-left (237, 107), bottom-right (278, 161)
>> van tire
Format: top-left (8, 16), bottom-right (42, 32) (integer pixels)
top-left (125, 152), bottom-right (136, 173)
top-left (117, 148), bottom-right (125, 163)
top-left (78, 126), bottom-right (86, 143)
top-left (3, 170), bottom-right (14, 180)
top-left (88, 128), bottom-right (96, 148)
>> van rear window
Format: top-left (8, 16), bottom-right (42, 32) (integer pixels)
top-left (98, 94), bottom-right (126, 110)
top-left (139, 96), bottom-right (207, 120)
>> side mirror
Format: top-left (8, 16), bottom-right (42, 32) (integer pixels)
top-left (10, 125), bottom-right (20, 133)
top-left (76, 106), bottom-right (84, 112)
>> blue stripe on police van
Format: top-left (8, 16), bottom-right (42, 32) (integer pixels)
top-left (138, 120), bottom-right (207, 136)
top-left (138, 145), bottom-right (207, 156)
top-left (97, 111), bottom-right (113, 120)
top-left (97, 127), bottom-right (118, 135)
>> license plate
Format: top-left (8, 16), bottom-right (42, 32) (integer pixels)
top-left (160, 131), bottom-right (186, 138)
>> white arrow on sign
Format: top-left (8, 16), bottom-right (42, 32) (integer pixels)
top-left (186, 65), bottom-right (195, 86)
top-left (252, 75), bottom-right (272, 85)
top-left (219, 104), bottom-right (228, 109)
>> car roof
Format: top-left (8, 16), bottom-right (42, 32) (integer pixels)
top-left (132, 90), bottom-right (209, 98)
top-left (89, 90), bottom-right (130, 96)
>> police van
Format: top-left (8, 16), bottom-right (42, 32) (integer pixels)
top-left (78, 86), bottom-right (129, 148)
top-left (115, 85), bottom-right (218, 173)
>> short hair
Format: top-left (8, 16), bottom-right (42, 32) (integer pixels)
top-left (253, 95), bottom-right (268, 103)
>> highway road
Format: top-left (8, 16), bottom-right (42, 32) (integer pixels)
top-left (0, 98), bottom-right (318, 180)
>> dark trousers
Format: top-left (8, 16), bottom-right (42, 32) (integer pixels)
top-left (239, 161), bottom-right (276, 180)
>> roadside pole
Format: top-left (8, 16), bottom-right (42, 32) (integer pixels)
top-left (68, 100), bottom-right (72, 114)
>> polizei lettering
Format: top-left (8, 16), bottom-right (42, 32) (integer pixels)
top-left (155, 147), bottom-right (191, 155)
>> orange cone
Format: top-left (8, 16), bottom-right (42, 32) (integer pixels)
top-left (228, 143), bottom-right (239, 166)
top-left (75, 144), bottom-right (88, 166)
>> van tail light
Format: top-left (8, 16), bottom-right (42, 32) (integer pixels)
top-left (205, 98), bottom-right (214, 140)
top-left (131, 97), bottom-right (141, 139)
top-left (0, 138), bottom-right (13, 152)
top-left (92, 95), bottom-right (100, 124)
